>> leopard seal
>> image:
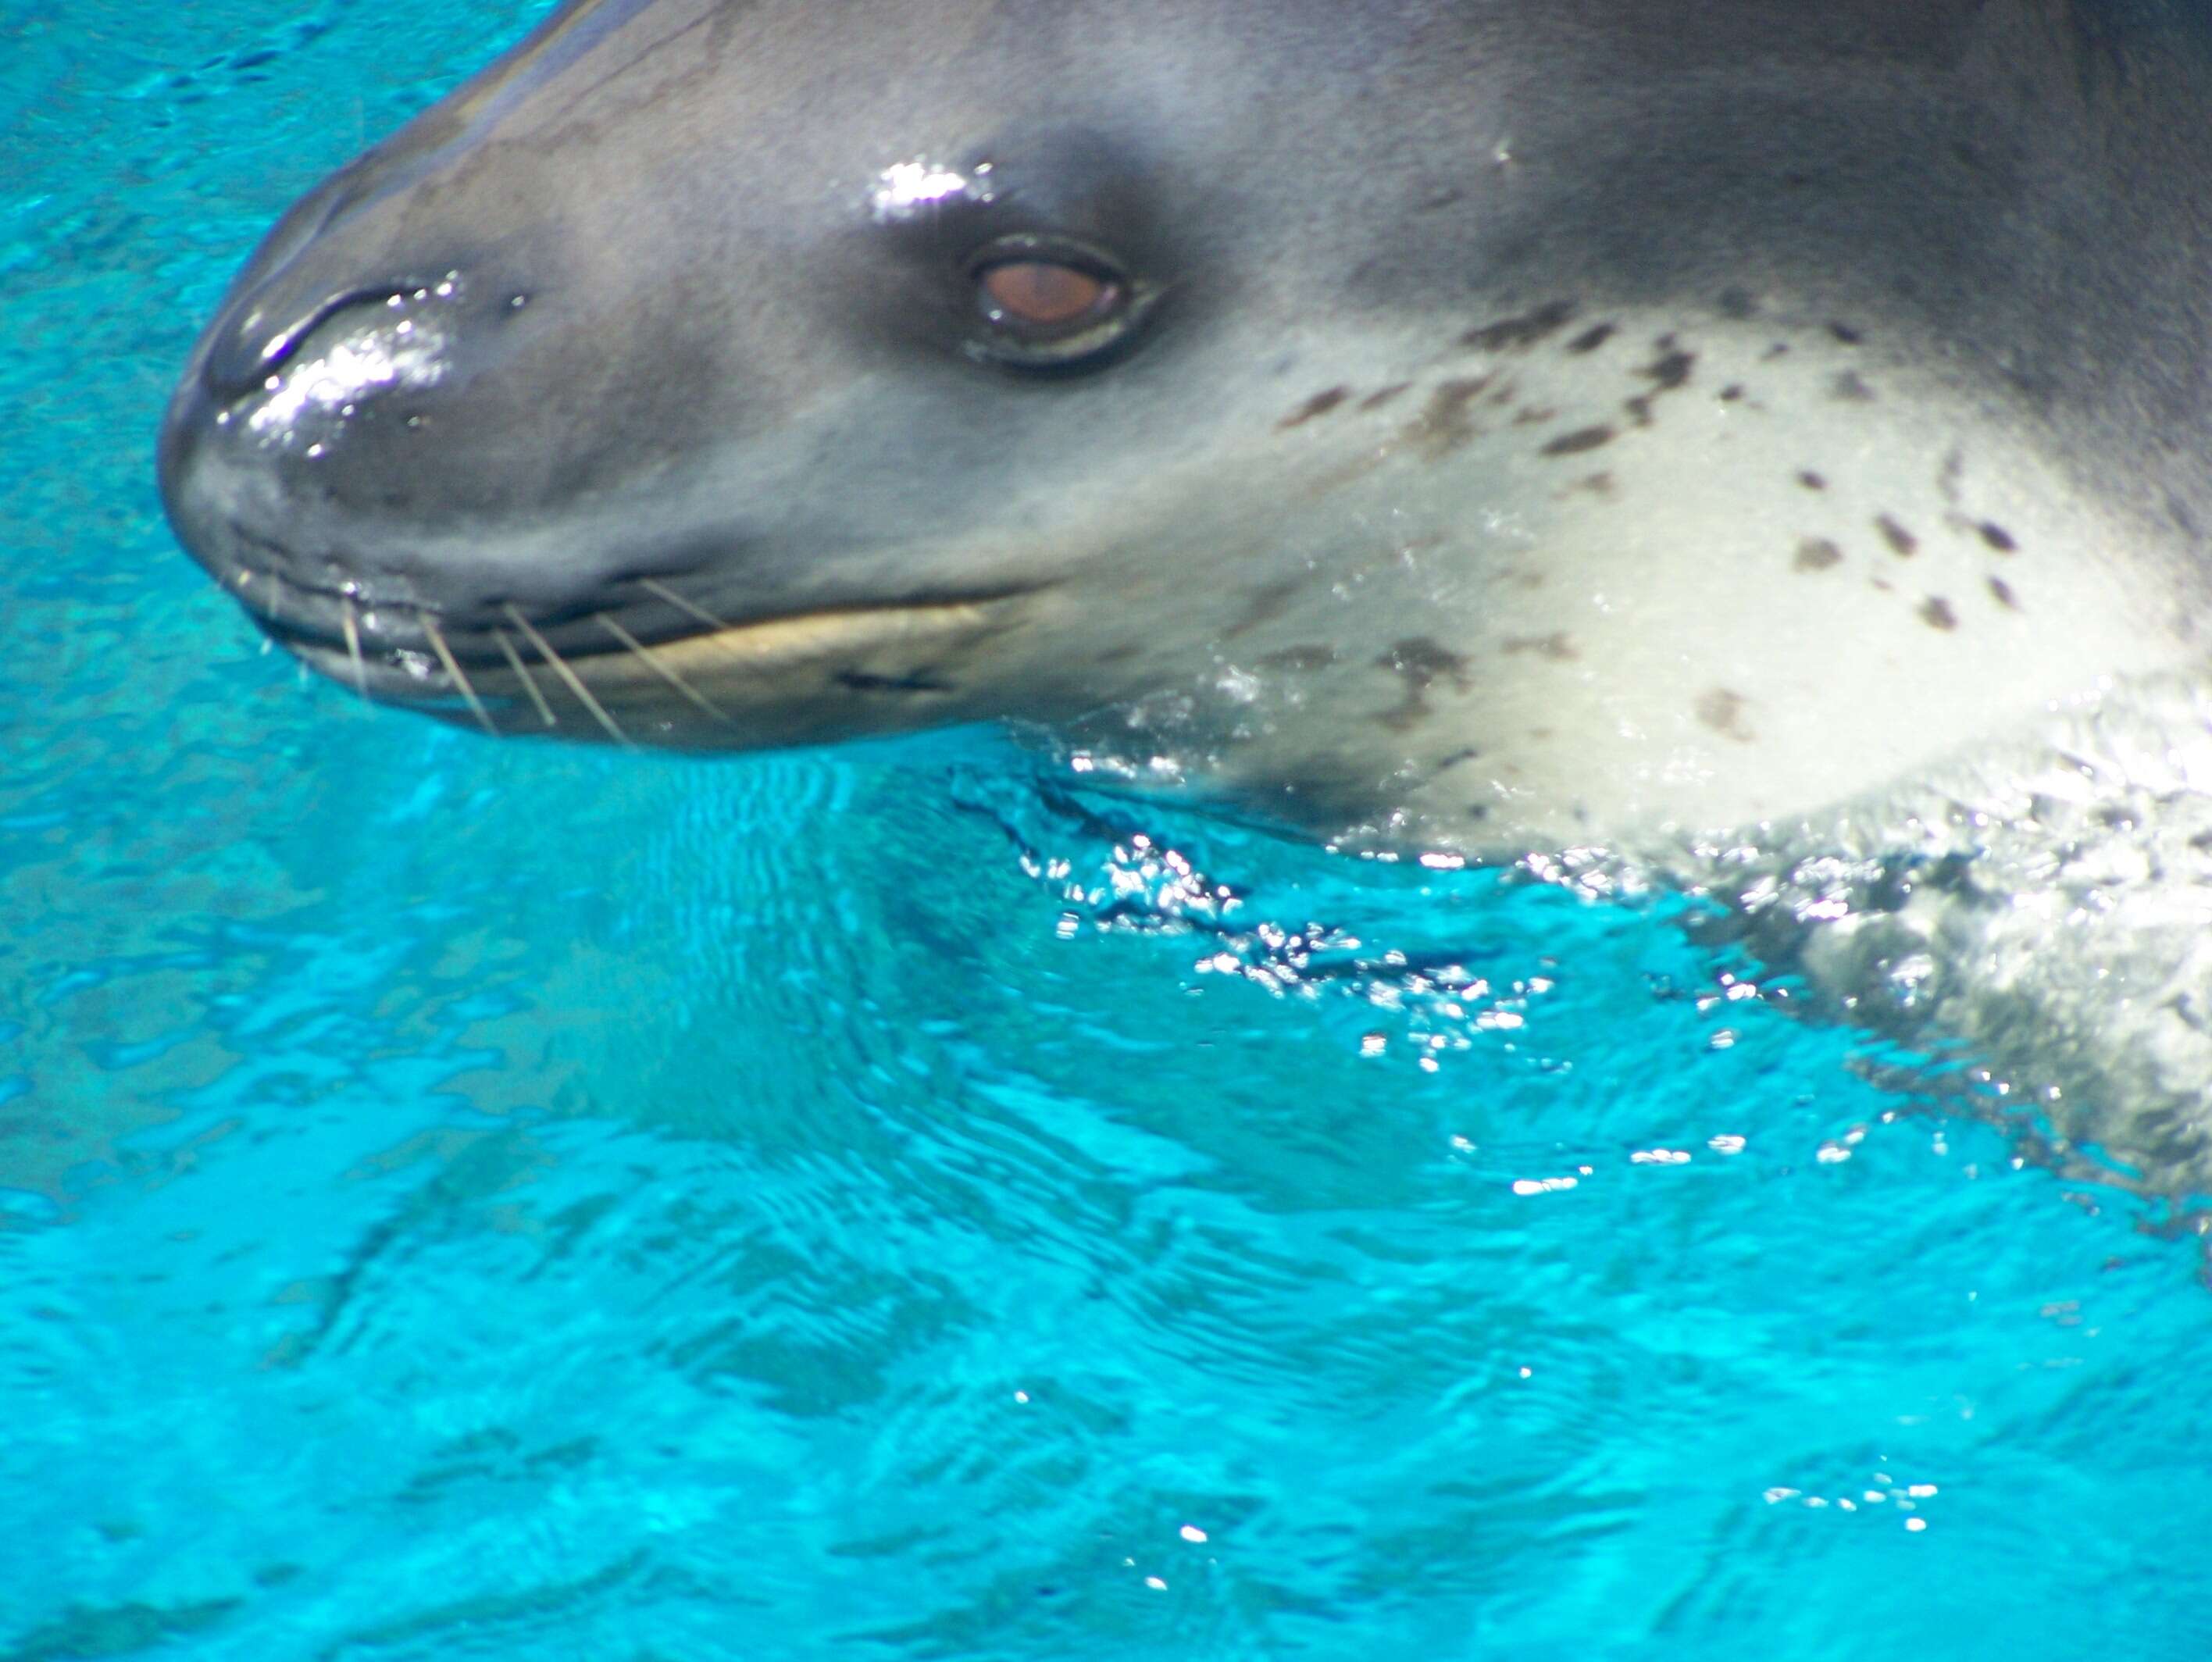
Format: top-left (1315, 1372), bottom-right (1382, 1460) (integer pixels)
top-left (160, 2), bottom-right (2212, 1187)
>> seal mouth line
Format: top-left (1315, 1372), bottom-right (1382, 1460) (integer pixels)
top-left (503, 604), bottom-right (635, 749)
top-left (236, 560), bottom-right (1036, 672)
top-left (423, 617), bottom-right (499, 736)
top-left (596, 612), bottom-right (737, 726)
top-left (492, 627), bottom-right (559, 729)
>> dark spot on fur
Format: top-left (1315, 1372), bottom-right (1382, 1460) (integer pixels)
top-left (1094, 644), bottom-right (1139, 665)
top-left (1794, 537), bottom-right (1843, 572)
top-left (1988, 576), bottom-right (2019, 609)
top-left (1380, 637), bottom-right (1470, 687)
top-left (1876, 515), bottom-right (1918, 557)
top-left (1623, 343), bottom-right (1696, 424)
top-left (1695, 688), bottom-right (1755, 743)
top-left (1719, 383), bottom-right (1746, 402)
top-left (1640, 347), bottom-right (1694, 391)
top-left (1938, 449), bottom-right (1965, 505)
top-left (1407, 375), bottom-right (1493, 456)
top-left (1831, 371), bottom-right (1875, 402)
top-left (1358, 382), bottom-right (1412, 411)
top-left (1979, 521), bottom-right (2018, 553)
top-left (1797, 470), bottom-right (1827, 491)
top-left (1502, 631), bottom-right (1578, 661)
top-left (1718, 287), bottom-right (1758, 319)
top-left (1260, 644), bottom-right (1337, 672)
top-left (1567, 323), bottom-right (1617, 354)
top-left (1464, 299), bottom-right (1577, 352)
top-left (1433, 747), bottom-right (1483, 772)
top-left (1375, 637), bottom-right (1471, 730)
top-left (1542, 424), bottom-right (1614, 457)
top-left (837, 668), bottom-right (954, 694)
top-left (1514, 405), bottom-right (1558, 426)
top-left (1226, 577), bottom-right (1300, 639)
top-left (1763, 343), bottom-right (1790, 361)
top-left (1277, 387), bottom-right (1350, 430)
top-left (1871, 576), bottom-right (1895, 592)
top-left (1921, 596), bottom-right (1959, 631)
top-left (1828, 321), bottom-right (1864, 344)
top-left (1561, 471), bottom-right (1616, 500)
top-left (1466, 804), bottom-right (1492, 822)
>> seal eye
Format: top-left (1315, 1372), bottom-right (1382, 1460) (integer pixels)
top-left (963, 235), bottom-right (1151, 371)
top-left (979, 261), bottom-right (1118, 330)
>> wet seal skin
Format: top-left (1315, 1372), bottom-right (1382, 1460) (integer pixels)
top-left (161, 1), bottom-right (2212, 1192)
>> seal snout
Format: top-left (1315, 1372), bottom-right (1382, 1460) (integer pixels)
top-left (196, 283), bottom-right (435, 406)
top-left (162, 289), bottom-right (437, 639)
top-left (156, 239), bottom-right (780, 734)
top-left (159, 248), bottom-right (584, 660)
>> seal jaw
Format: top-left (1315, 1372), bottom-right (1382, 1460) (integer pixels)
top-left (157, 276), bottom-right (1060, 753)
top-left (271, 581), bottom-right (1043, 749)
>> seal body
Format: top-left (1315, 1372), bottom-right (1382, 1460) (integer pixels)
top-left (159, 2), bottom-right (2212, 1179)
top-left (159, 0), bottom-right (2212, 853)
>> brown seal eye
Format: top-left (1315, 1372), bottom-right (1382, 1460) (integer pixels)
top-left (979, 260), bottom-right (1118, 329)
top-left (960, 234), bottom-right (1151, 370)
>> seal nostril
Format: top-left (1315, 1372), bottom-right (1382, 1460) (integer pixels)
top-left (201, 283), bottom-right (418, 404)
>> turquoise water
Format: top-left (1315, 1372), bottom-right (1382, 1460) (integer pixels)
top-left (5, 4), bottom-right (2211, 1657)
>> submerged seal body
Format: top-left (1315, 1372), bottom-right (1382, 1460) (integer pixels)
top-left (161, 2), bottom-right (2212, 1181)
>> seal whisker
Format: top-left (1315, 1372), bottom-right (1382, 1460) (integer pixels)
top-left (239, 569), bottom-right (284, 623)
top-left (492, 627), bottom-right (559, 729)
top-left (340, 599), bottom-right (368, 697)
top-left (423, 618), bottom-right (499, 736)
top-left (596, 613), bottom-right (736, 726)
top-left (638, 576), bottom-right (736, 633)
top-left (504, 604), bottom-right (635, 749)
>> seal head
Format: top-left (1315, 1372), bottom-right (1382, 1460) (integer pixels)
top-left (160, 0), bottom-right (2212, 857)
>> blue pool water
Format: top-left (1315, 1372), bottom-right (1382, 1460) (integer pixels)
top-left (5, 5), bottom-right (2210, 1657)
